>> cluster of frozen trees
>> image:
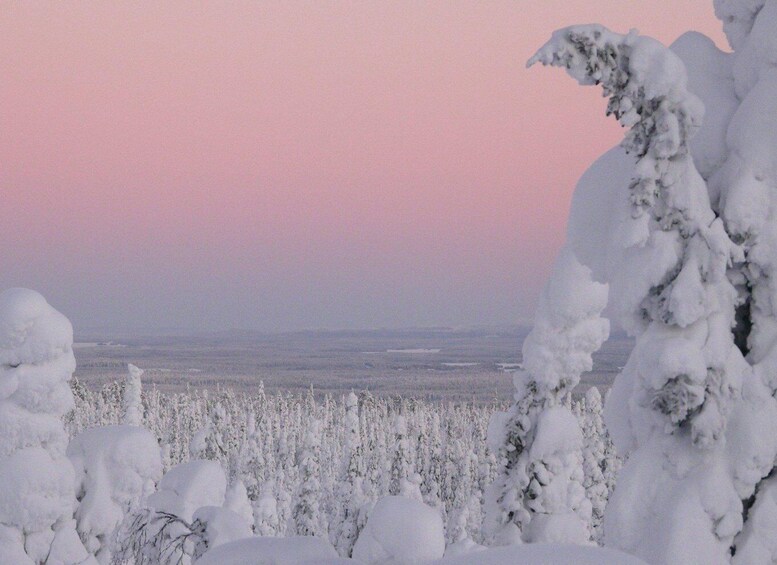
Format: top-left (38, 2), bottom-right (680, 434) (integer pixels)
top-left (63, 364), bottom-right (618, 559)
top-left (0, 286), bottom-right (618, 563)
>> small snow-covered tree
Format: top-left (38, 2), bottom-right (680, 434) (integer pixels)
top-left (331, 392), bottom-right (368, 557)
top-left (189, 400), bottom-right (232, 473)
top-left (484, 249), bottom-right (608, 545)
top-left (579, 387), bottom-right (608, 542)
top-left (122, 364), bottom-right (144, 427)
top-left (253, 481), bottom-right (280, 536)
top-left (388, 414), bottom-right (422, 502)
top-left (291, 418), bottom-right (325, 537)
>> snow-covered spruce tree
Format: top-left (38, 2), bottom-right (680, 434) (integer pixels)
top-left (388, 413), bottom-right (423, 502)
top-left (291, 418), bottom-right (326, 537)
top-left (484, 249), bottom-right (607, 545)
top-left (253, 481), bottom-right (280, 536)
top-left (331, 392), bottom-right (367, 557)
top-left (528, 16), bottom-right (777, 563)
top-left (419, 411), bottom-right (444, 511)
top-left (709, 2), bottom-right (777, 562)
top-left (122, 364), bottom-right (144, 427)
top-left (444, 428), bottom-right (474, 546)
top-left (579, 387), bottom-right (608, 542)
top-left (0, 288), bottom-right (96, 564)
top-left (237, 408), bottom-right (266, 501)
top-left (189, 400), bottom-right (232, 474)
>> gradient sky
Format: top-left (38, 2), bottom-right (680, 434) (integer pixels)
top-left (1, 2), bottom-right (727, 333)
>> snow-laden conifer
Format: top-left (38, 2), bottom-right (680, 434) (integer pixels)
top-left (484, 250), bottom-right (607, 545)
top-left (529, 15), bottom-right (777, 562)
top-left (291, 418), bottom-right (326, 537)
top-left (122, 364), bottom-right (144, 427)
top-left (0, 289), bottom-right (95, 564)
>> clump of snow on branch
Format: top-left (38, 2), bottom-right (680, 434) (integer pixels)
top-left (352, 495), bottom-right (445, 565)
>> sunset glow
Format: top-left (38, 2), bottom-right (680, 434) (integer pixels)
top-left (1, 2), bottom-right (727, 331)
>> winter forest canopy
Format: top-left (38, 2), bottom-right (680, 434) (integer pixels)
top-left (5, 1), bottom-right (777, 564)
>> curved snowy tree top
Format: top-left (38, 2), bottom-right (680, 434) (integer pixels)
top-left (714, 0), bottom-right (766, 50)
top-left (527, 25), bottom-right (702, 165)
top-left (0, 288), bottom-right (73, 367)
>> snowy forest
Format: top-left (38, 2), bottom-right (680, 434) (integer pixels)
top-left (6, 1), bottom-right (777, 564)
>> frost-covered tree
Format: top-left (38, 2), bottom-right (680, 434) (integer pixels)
top-left (122, 364), bottom-right (144, 427)
top-left (419, 412), bottom-right (444, 511)
top-left (253, 481), bottom-right (280, 536)
top-left (528, 8), bottom-right (777, 562)
top-left (189, 400), bottom-right (231, 472)
top-left (291, 418), bottom-right (325, 537)
top-left (331, 392), bottom-right (367, 556)
top-left (484, 250), bottom-right (607, 545)
top-left (579, 387), bottom-right (608, 542)
top-left (444, 429), bottom-right (474, 545)
top-left (0, 288), bottom-right (95, 564)
top-left (237, 409), bottom-right (267, 501)
top-left (388, 414), bottom-right (423, 502)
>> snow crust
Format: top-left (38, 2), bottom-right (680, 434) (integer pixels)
top-left (196, 535), bottom-right (341, 565)
top-left (433, 543), bottom-right (648, 565)
top-left (352, 496), bottom-right (445, 565)
top-left (191, 505), bottom-right (253, 553)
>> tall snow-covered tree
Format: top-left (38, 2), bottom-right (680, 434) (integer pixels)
top-left (0, 289), bottom-right (96, 564)
top-left (528, 9), bottom-right (777, 562)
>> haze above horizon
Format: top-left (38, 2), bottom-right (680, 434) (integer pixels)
top-left (2, 2), bottom-right (727, 332)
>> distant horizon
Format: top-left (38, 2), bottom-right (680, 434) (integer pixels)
top-left (72, 322), bottom-right (634, 341)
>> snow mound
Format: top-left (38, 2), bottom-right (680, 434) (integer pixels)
top-left (192, 505), bottom-right (253, 553)
top-left (433, 544), bottom-right (648, 565)
top-left (0, 446), bottom-right (75, 533)
top-left (147, 459), bottom-right (227, 522)
top-left (67, 424), bottom-right (163, 559)
top-left (195, 535), bottom-right (341, 565)
top-left (352, 496), bottom-right (445, 565)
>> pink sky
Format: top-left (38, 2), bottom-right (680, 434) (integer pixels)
top-left (1, 2), bottom-right (727, 332)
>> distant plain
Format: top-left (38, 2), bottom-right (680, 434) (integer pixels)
top-left (73, 327), bottom-right (633, 403)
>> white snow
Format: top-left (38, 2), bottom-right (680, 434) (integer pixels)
top-left (352, 496), bottom-right (445, 565)
top-left (0, 288), bottom-right (94, 563)
top-left (196, 535), bottom-right (341, 565)
top-left (191, 505), bottom-right (253, 553)
top-left (433, 544), bottom-right (648, 565)
top-left (67, 424), bottom-right (163, 561)
top-left (147, 459), bottom-right (227, 522)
